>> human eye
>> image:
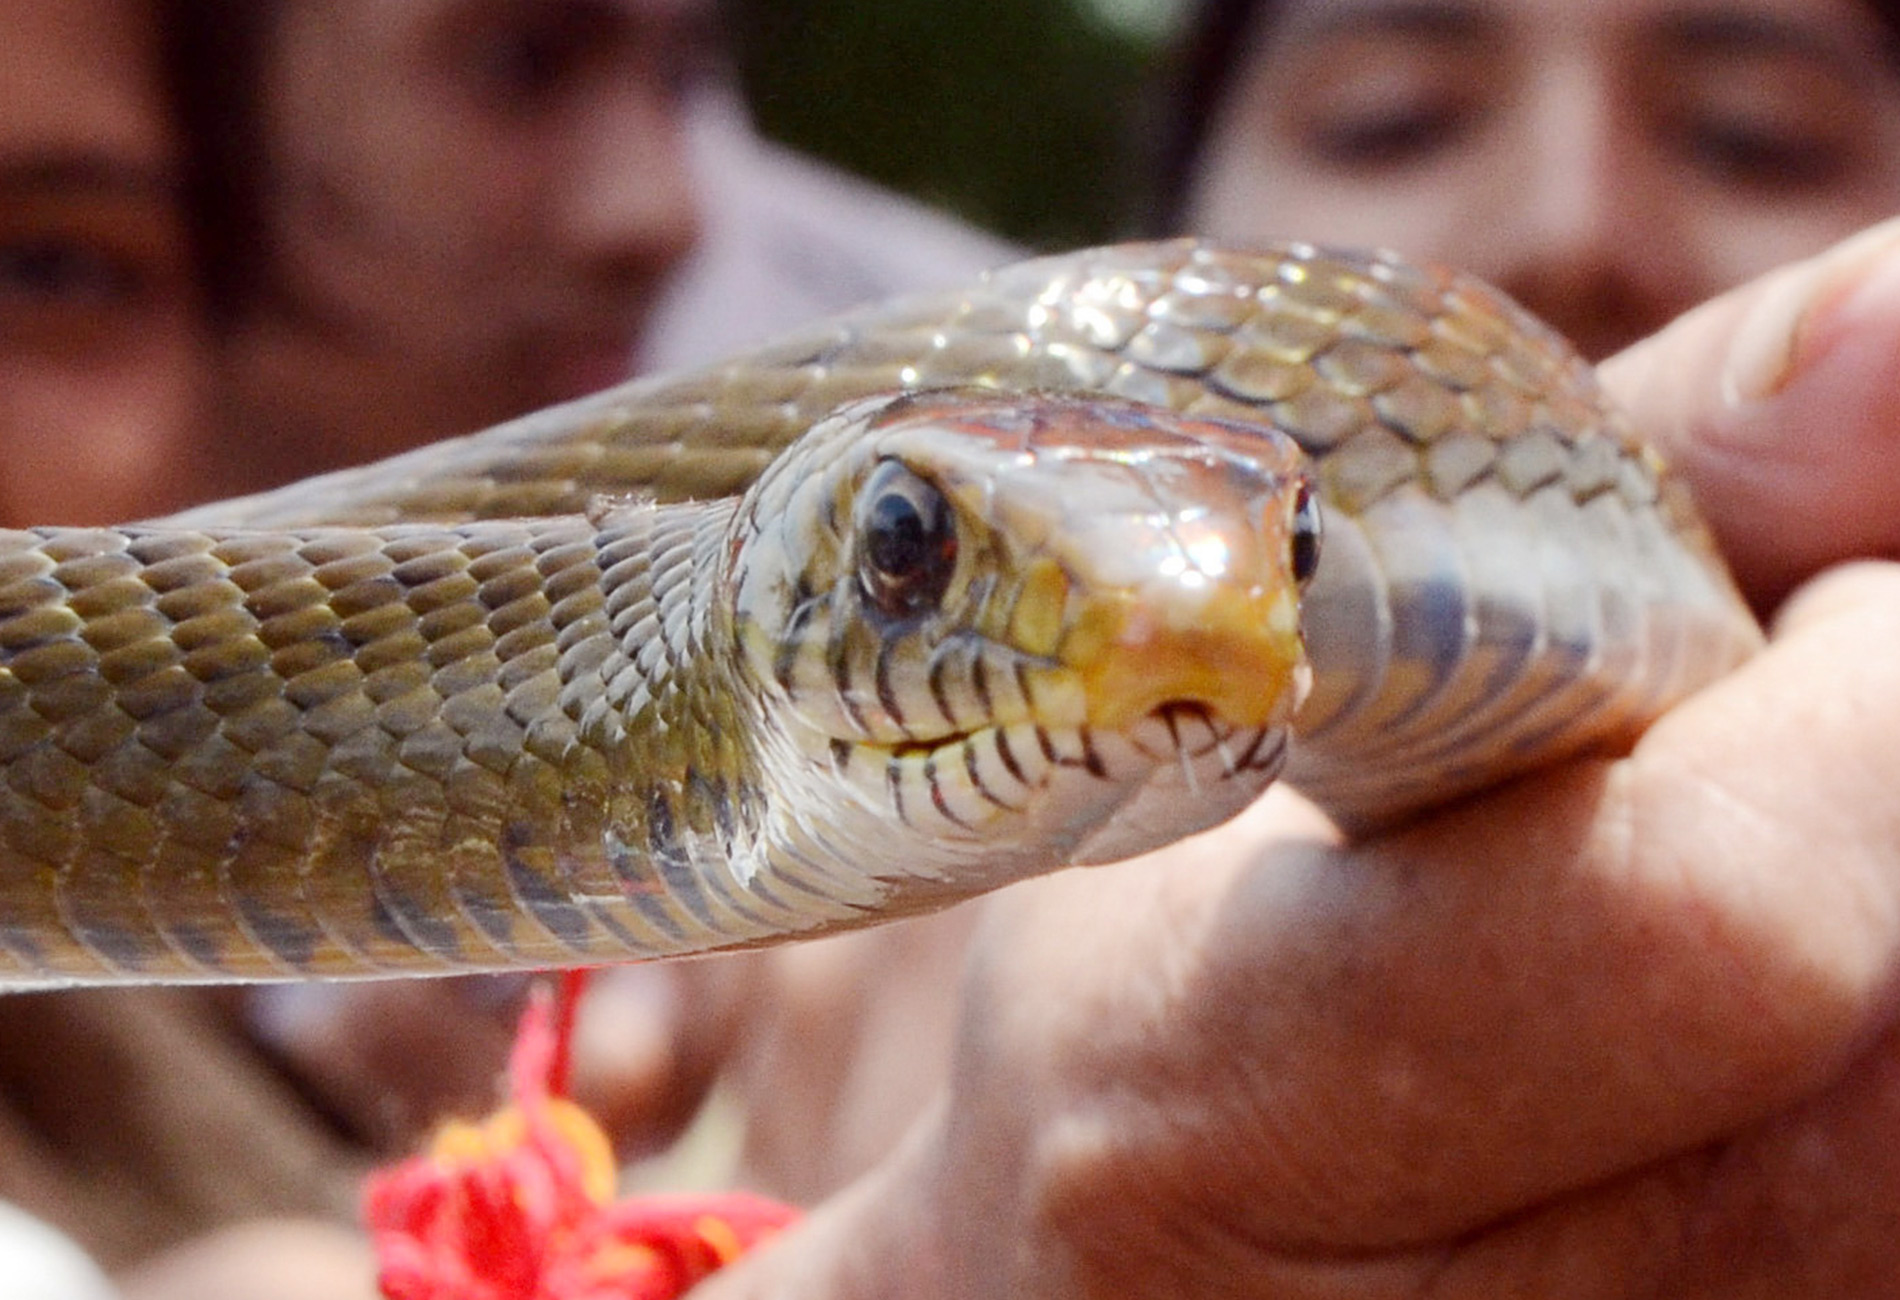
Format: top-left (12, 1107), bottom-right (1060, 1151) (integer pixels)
top-left (461, 1), bottom-right (622, 115)
top-left (0, 207), bottom-right (187, 355)
top-left (1661, 39), bottom-right (1887, 197)
top-left (1675, 100), bottom-right (1863, 193)
top-left (1685, 120), bottom-right (1852, 189)
top-left (1302, 96), bottom-right (1474, 169)
top-left (0, 236), bottom-right (141, 308)
top-left (1282, 41), bottom-right (1481, 174)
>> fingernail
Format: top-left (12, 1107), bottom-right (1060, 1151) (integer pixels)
top-left (246, 982), bottom-right (346, 1048)
top-left (1722, 216), bottom-right (1900, 407)
top-left (573, 966), bottom-right (680, 1071)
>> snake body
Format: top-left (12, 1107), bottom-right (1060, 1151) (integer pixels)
top-left (0, 241), bottom-right (1760, 983)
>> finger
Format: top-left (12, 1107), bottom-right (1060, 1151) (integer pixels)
top-left (1600, 218), bottom-right (1900, 613)
top-left (0, 990), bottom-right (357, 1266)
top-left (722, 911), bottom-right (978, 1200)
top-left (1264, 564), bottom-right (1900, 1241)
top-left (246, 962), bottom-right (751, 1160)
top-left (872, 564), bottom-right (1900, 1270)
top-left (1296, 560), bottom-right (1900, 1235)
top-left (570, 958), bottom-right (754, 1161)
top-left (244, 978), bottom-right (528, 1150)
top-left (1431, 1013), bottom-right (1900, 1298)
top-left (1767, 558), bottom-right (1900, 638)
top-left (118, 1218), bottom-right (381, 1300)
top-left (693, 1112), bottom-right (950, 1300)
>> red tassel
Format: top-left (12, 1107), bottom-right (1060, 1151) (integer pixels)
top-left (364, 970), bottom-right (798, 1300)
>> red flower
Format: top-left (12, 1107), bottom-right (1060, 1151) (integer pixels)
top-left (365, 972), bottom-right (798, 1300)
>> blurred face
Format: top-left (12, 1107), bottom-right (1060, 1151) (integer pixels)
top-left (0, 0), bottom-right (204, 525)
top-left (263, 0), bottom-right (707, 419)
top-left (1187, 0), bottom-right (1900, 359)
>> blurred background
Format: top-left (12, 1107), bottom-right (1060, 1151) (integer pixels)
top-left (728, 0), bottom-right (1185, 246)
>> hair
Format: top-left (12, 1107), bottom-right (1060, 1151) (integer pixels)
top-left (158, 0), bottom-right (277, 323)
top-left (1146, 0), bottom-right (1900, 234)
top-left (1144, 0), bottom-right (1271, 235)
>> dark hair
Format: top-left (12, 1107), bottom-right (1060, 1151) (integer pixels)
top-left (159, 0), bottom-right (276, 323)
top-left (1145, 0), bottom-right (1273, 235)
top-left (1148, 0), bottom-right (1900, 235)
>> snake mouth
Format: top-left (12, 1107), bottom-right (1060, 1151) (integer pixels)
top-left (878, 696), bottom-right (1272, 761)
top-left (850, 706), bottom-right (1289, 847)
top-left (1061, 572), bottom-right (1310, 737)
top-left (1137, 700), bottom-right (1290, 775)
top-left (870, 698), bottom-right (1286, 785)
top-left (1149, 698), bottom-right (1247, 740)
top-left (1149, 697), bottom-right (1256, 729)
top-left (1075, 622), bottom-right (1311, 741)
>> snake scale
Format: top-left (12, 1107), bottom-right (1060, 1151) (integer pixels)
top-left (0, 241), bottom-right (1760, 984)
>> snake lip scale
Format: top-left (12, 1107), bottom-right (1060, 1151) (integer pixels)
top-left (0, 240), bottom-right (1760, 983)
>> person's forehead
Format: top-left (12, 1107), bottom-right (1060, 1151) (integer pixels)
top-left (1266, 0), bottom-right (1894, 57)
top-left (0, 0), bottom-right (172, 166)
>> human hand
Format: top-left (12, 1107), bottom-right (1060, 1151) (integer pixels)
top-left (240, 961), bottom-right (753, 1163)
top-left (0, 989), bottom-right (360, 1268)
top-left (695, 220), bottom-right (1900, 1297)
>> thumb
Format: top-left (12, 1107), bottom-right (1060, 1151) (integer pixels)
top-left (1600, 217), bottom-right (1900, 615)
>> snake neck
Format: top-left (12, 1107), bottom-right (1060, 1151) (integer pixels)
top-left (581, 493), bottom-right (993, 950)
top-left (571, 496), bottom-right (800, 947)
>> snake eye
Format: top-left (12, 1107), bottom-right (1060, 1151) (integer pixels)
top-left (857, 460), bottom-right (958, 618)
top-left (1288, 478), bottom-right (1322, 588)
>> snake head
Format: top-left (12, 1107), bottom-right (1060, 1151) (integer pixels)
top-left (725, 389), bottom-right (1318, 895)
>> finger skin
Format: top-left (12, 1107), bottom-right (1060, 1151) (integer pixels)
top-left (242, 961), bottom-right (750, 1162)
top-left (1602, 216), bottom-right (1900, 614)
top-left (0, 990), bottom-right (358, 1268)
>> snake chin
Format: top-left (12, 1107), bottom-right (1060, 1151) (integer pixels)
top-left (1065, 706), bottom-right (1291, 865)
top-left (871, 705), bottom-right (1289, 869)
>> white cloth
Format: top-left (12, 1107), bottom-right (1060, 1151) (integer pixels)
top-left (0, 1202), bottom-right (116, 1300)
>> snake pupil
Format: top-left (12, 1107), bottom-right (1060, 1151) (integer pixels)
top-left (858, 461), bottom-right (958, 618)
top-left (1289, 479), bottom-right (1322, 588)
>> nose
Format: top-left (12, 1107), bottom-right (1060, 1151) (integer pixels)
top-left (561, 78), bottom-right (703, 288)
top-left (1476, 56), bottom-right (1701, 360)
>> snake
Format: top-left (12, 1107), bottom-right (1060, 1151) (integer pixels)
top-left (0, 240), bottom-right (1760, 984)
